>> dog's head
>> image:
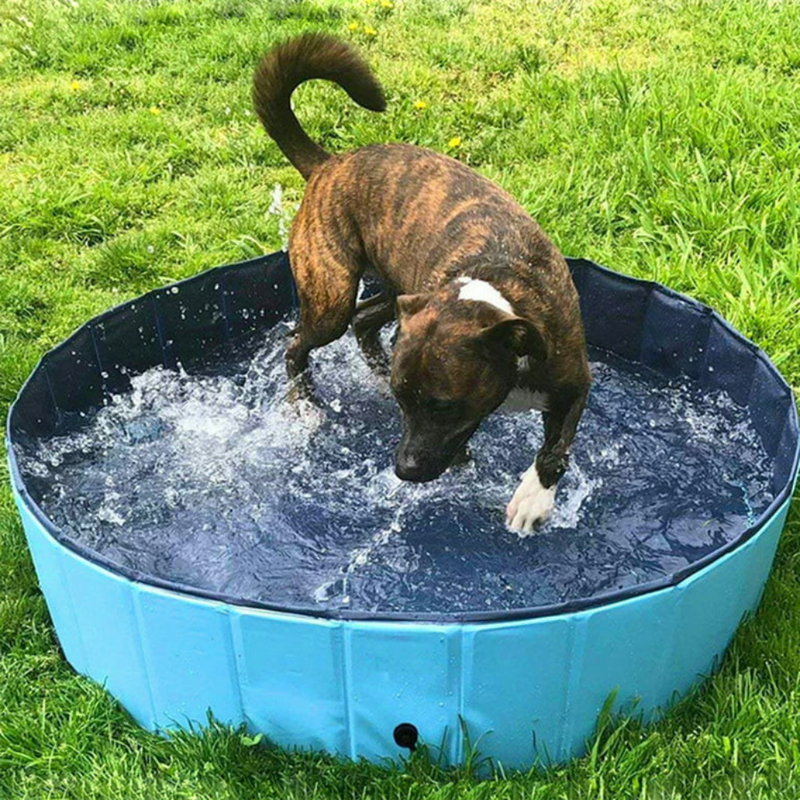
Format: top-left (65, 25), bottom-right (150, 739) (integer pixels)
top-left (390, 289), bottom-right (547, 482)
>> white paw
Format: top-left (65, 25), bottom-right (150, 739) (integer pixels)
top-left (506, 467), bottom-right (556, 536)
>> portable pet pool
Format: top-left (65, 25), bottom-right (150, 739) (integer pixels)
top-left (7, 252), bottom-right (799, 770)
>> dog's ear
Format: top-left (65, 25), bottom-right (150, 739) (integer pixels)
top-left (396, 293), bottom-right (432, 319)
top-left (478, 316), bottom-right (548, 361)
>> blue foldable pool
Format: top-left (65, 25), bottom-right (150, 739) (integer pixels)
top-left (7, 253), bottom-right (799, 770)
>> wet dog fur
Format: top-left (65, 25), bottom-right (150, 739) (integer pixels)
top-left (252, 33), bottom-right (591, 533)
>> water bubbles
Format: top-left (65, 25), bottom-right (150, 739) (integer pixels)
top-left (97, 502), bottom-right (125, 526)
top-left (549, 464), bottom-right (601, 530)
top-left (18, 328), bottom-right (774, 616)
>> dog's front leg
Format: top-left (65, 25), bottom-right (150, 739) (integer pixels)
top-left (506, 388), bottom-right (588, 535)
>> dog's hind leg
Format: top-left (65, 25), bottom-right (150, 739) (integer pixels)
top-left (286, 249), bottom-right (361, 400)
top-left (352, 292), bottom-right (396, 378)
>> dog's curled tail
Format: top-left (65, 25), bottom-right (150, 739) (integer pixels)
top-left (252, 33), bottom-right (386, 180)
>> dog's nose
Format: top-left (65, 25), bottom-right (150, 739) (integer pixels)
top-left (395, 462), bottom-right (425, 482)
top-left (395, 456), bottom-right (439, 483)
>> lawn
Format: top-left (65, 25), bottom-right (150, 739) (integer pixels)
top-left (1, 0), bottom-right (800, 797)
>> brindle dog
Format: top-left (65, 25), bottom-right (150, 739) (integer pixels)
top-left (252, 33), bottom-right (591, 533)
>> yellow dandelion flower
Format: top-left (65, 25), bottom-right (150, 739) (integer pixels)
top-left (414, 100), bottom-right (428, 110)
top-left (380, 0), bottom-right (393, 7)
top-left (348, 21), bottom-right (360, 31)
top-left (448, 136), bottom-right (462, 149)
top-left (363, 24), bottom-right (377, 36)
top-left (149, 106), bottom-right (161, 115)
top-left (69, 80), bottom-right (81, 91)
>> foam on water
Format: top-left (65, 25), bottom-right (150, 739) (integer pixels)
top-left (16, 322), bottom-right (775, 614)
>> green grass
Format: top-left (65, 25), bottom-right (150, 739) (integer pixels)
top-left (1, 0), bottom-right (799, 796)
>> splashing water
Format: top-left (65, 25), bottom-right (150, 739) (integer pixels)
top-left (267, 184), bottom-right (296, 250)
top-left (16, 323), bottom-right (775, 615)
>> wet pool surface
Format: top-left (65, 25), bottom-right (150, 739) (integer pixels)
top-left (16, 322), bottom-right (774, 615)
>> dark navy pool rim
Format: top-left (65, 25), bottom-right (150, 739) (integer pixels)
top-left (7, 253), bottom-right (799, 624)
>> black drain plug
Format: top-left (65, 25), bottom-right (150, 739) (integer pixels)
top-left (393, 723), bottom-right (418, 752)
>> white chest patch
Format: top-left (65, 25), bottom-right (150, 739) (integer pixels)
top-left (456, 277), bottom-right (513, 315)
top-left (502, 388), bottom-right (550, 412)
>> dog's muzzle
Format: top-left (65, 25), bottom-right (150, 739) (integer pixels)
top-left (394, 453), bottom-right (446, 483)
top-left (394, 424), bottom-right (476, 483)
